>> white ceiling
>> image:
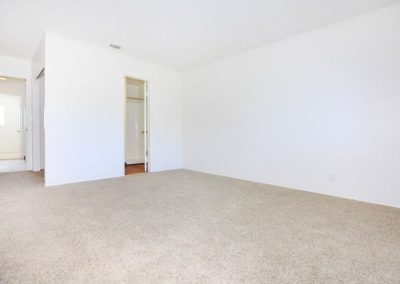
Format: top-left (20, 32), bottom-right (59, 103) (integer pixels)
top-left (0, 0), bottom-right (399, 70)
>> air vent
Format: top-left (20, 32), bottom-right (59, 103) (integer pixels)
top-left (110, 44), bottom-right (121, 50)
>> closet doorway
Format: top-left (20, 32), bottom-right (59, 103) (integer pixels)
top-left (125, 77), bottom-right (148, 175)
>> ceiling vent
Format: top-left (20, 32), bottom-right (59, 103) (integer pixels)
top-left (109, 44), bottom-right (121, 50)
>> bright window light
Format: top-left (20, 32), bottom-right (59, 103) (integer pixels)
top-left (0, 106), bottom-right (4, 126)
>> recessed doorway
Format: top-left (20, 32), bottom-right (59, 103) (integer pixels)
top-left (0, 76), bottom-right (26, 172)
top-left (124, 77), bottom-right (148, 175)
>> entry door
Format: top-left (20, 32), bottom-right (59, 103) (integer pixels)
top-left (0, 94), bottom-right (21, 159)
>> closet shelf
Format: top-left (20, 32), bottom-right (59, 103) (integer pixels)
top-left (127, 97), bottom-right (144, 100)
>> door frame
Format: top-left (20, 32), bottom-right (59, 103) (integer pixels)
top-left (124, 76), bottom-right (149, 172)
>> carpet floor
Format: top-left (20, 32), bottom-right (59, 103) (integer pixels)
top-left (0, 170), bottom-right (399, 283)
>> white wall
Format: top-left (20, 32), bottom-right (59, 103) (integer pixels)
top-left (45, 32), bottom-right (183, 186)
top-left (0, 79), bottom-right (26, 97)
top-left (0, 55), bottom-right (32, 170)
top-left (183, 4), bottom-right (400, 208)
top-left (31, 38), bottom-right (45, 79)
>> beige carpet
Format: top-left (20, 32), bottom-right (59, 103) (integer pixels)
top-left (0, 170), bottom-right (399, 283)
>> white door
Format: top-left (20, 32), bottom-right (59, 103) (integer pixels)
top-left (125, 98), bottom-right (145, 164)
top-left (0, 94), bottom-right (21, 159)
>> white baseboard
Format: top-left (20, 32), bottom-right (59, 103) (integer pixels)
top-left (126, 159), bottom-right (144, 165)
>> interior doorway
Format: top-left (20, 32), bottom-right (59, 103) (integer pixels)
top-left (125, 77), bottom-right (148, 175)
top-left (0, 76), bottom-right (26, 171)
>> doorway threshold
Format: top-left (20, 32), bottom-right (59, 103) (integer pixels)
top-left (125, 163), bottom-right (145, 175)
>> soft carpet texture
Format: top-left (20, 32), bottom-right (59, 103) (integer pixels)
top-left (0, 170), bottom-right (399, 283)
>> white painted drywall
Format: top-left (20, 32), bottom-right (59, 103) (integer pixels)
top-left (44, 32), bottom-right (182, 186)
top-left (0, 55), bottom-right (32, 170)
top-left (183, 4), bottom-right (400, 208)
top-left (31, 38), bottom-right (45, 79)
